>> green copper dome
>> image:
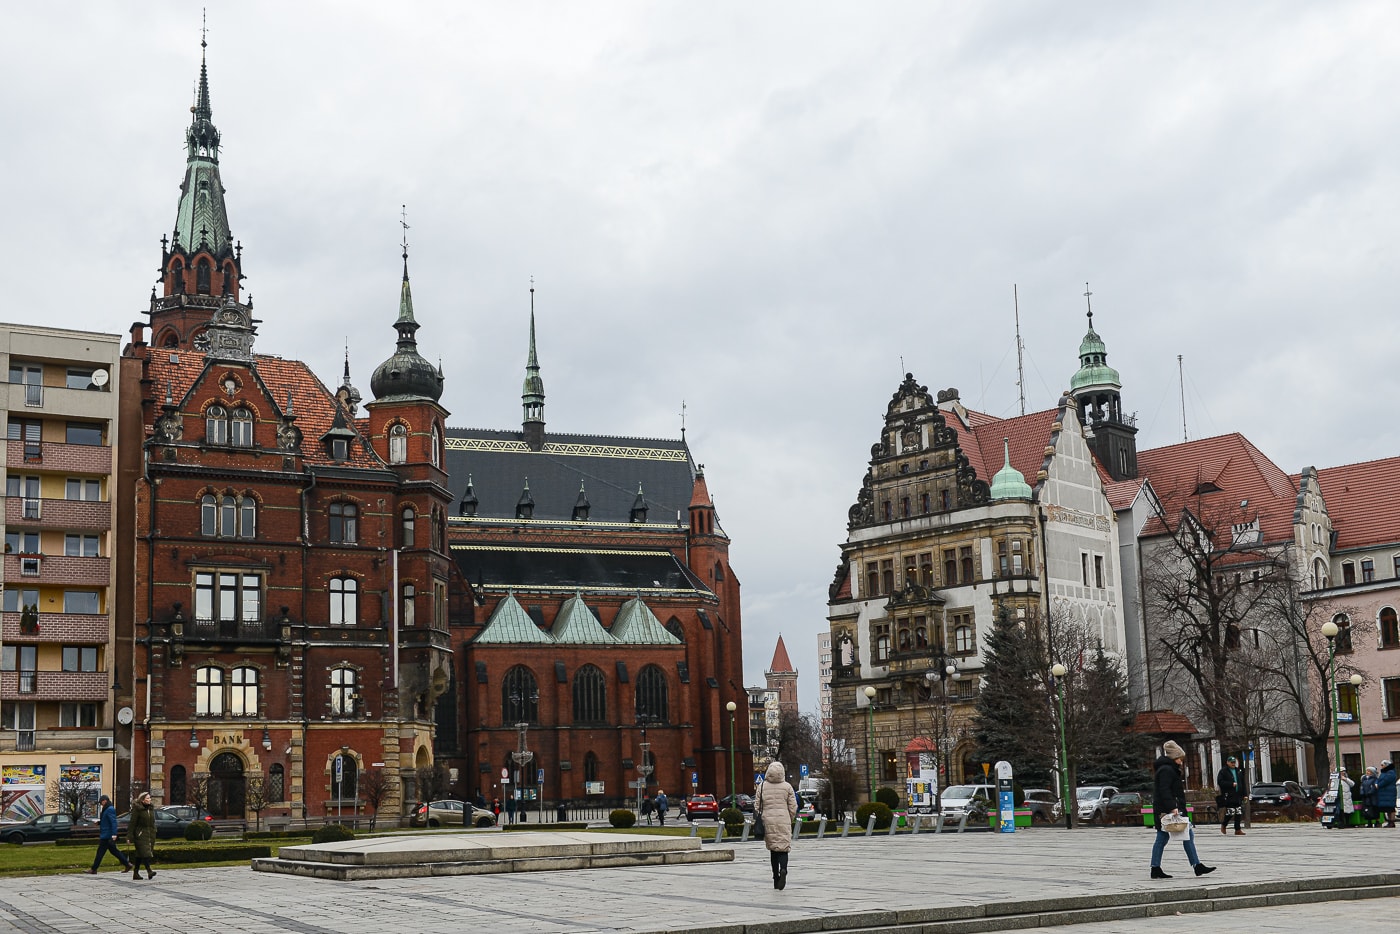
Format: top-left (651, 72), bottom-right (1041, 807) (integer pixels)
top-left (989, 438), bottom-right (1032, 500)
top-left (1069, 313), bottom-right (1120, 392)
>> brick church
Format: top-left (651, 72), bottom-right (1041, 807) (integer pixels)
top-left (112, 43), bottom-right (746, 820)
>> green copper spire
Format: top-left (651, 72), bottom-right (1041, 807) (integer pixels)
top-left (1069, 285), bottom-right (1121, 393)
top-left (172, 31), bottom-right (232, 258)
top-left (990, 437), bottom-right (1032, 500)
top-left (370, 211), bottom-right (444, 403)
top-left (522, 283), bottom-right (545, 424)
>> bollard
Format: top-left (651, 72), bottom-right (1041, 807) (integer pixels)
top-left (689, 821), bottom-right (698, 838)
top-left (816, 818), bottom-right (827, 840)
top-left (956, 812), bottom-right (969, 833)
top-left (934, 813), bottom-right (945, 834)
top-left (714, 823), bottom-right (725, 845)
top-left (912, 814), bottom-right (921, 835)
top-left (841, 816), bottom-right (851, 838)
top-left (887, 814), bottom-right (899, 836)
top-left (865, 815), bottom-right (876, 837)
top-left (739, 819), bottom-right (750, 843)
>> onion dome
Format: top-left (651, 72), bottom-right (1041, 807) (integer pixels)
top-left (1070, 308), bottom-right (1121, 393)
top-left (370, 252), bottom-right (444, 403)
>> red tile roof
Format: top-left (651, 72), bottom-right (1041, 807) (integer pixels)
top-left (952, 406), bottom-right (1060, 490)
top-left (1136, 433), bottom-right (1297, 546)
top-left (1103, 478), bottom-right (1146, 511)
top-left (144, 348), bottom-right (384, 469)
top-left (1132, 710), bottom-right (1199, 735)
top-left (1313, 455), bottom-right (1400, 551)
top-left (769, 635), bottom-right (795, 673)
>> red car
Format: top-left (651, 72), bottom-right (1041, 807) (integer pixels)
top-left (685, 794), bottom-right (719, 821)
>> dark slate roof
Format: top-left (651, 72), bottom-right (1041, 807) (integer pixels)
top-left (453, 545), bottom-right (713, 597)
top-left (444, 428), bottom-right (694, 522)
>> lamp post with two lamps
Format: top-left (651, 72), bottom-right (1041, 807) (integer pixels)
top-left (725, 701), bottom-right (738, 806)
top-left (1051, 663), bottom-right (1072, 829)
top-left (1321, 620), bottom-right (1342, 775)
top-left (1349, 673), bottom-right (1367, 767)
top-left (924, 660), bottom-right (959, 811)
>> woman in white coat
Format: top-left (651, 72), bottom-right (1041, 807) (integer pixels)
top-left (754, 761), bottom-right (798, 889)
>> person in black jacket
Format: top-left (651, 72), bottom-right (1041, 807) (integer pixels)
top-left (1216, 755), bottom-right (1244, 835)
top-left (1151, 741), bottom-right (1215, 879)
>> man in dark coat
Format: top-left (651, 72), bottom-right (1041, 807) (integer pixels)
top-left (1151, 740), bottom-right (1215, 880)
top-left (1375, 759), bottom-right (1397, 828)
top-left (86, 795), bottom-right (131, 874)
top-left (1216, 755), bottom-right (1244, 835)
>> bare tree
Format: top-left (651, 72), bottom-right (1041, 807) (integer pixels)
top-left (772, 710), bottom-right (823, 778)
top-left (55, 767), bottom-right (102, 820)
top-left (358, 768), bottom-right (395, 830)
top-left (244, 773), bottom-right (268, 832)
top-left (189, 772), bottom-right (212, 815)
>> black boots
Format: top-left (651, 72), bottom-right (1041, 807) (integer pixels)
top-left (1151, 866), bottom-right (1172, 879)
top-left (1194, 864), bottom-right (1216, 876)
top-left (777, 869), bottom-right (786, 890)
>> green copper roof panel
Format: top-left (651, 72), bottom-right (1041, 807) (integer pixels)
top-left (610, 595), bottom-right (681, 645)
top-left (551, 591), bottom-right (618, 644)
top-left (473, 592), bottom-right (554, 644)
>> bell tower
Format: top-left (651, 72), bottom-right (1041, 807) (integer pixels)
top-left (1069, 285), bottom-right (1137, 480)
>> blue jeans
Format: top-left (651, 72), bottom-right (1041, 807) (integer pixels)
top-left (1151, 825), bottom-right (1199, 867)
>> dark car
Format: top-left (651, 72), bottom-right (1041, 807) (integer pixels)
top-left (720, 793), bottom-right (754, 813)
top-left (159, 805), bottom-right (215, 824)
top-left (116, 806), bottom-right (200, 840)
top-left (686, 794), bottom-right (720, 821)
top-left (1249, 781), bottom-right (1310, 816)
top-left (1, 813), bottom-right (96, 845)
top-left (1022, 788), bottom-right (1063, 824)
top-left (1103, 792), bottom-right (1146, 826)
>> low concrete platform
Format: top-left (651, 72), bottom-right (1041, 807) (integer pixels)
top-left (252, 830), bottom-right (732, 880)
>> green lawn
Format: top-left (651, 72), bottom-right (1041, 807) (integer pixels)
top-left (0, 838), bottom-right (312, 877)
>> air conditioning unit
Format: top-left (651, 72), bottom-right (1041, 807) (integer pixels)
top-left (96, 736), bottom-right (115, 750)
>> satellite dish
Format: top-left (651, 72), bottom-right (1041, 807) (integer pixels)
top-left (91, 369), bottom-right (110, 388)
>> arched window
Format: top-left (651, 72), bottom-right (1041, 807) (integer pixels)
top-left (401, 507), bottom-right (415, 548)
top-left (239, 496), bottom-right (256, 538)
top-left (664, 617), bottom-right (685, 642)
top-left (388, 424), bottom-right (408, 464)
top-left (714, 561), bottom-right (725, 582)
top-left (230, 666), bottom-right (258, 716)
top-left (1378, 607), bottom-right (1398, 649)
top-left (583, 752), bottom-right (599, 783)
top-left (170, 262), bottom-right (185, 294)
top-left (230, 408), bottom-right (253, 447)
top-left (206, 405), bottom-right (228, 445)
top-left (330, 668), bottom-right (356, 716)
top-left (503, 666), bottom-right (539, 724)
top-left (1313, 558), bottom-right (1328, 590)
top-left (431, 424), bottom-right (441, 468)
top-left (572, 665), bottom-right (606, 724)
top-left (268, 763), bottom-right (285, 803)
top-left (401, 584), bottom-right (416, 627)
top-left (196, 666), bottom-right (223, 715)
top-left (200, 495), bottom-right (217, 536)
top-left (169, 765), bottom-right (187, 805)
top-left (635, 665), bottom-right (669, 724)
top-left (220, 495), bottom-right (236, 537)
top-left (329, 577), bottom-right (358, 626)
top-left (328, 503), bottom-right (358, 544)
top-left (1333, 613), bottom-right (1353, 654)
top-left (915, 625), bottom-right (928, 648)
top-left (196, 258), bottom-right (212, 294)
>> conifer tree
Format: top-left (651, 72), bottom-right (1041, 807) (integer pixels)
top-left (1072, 644), bottom-right (1152, 788)
top-left (971, 607), bottom-right (1056, 786)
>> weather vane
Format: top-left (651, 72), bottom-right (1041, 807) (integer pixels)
top-left (400, 204), bottom-right (410, 257)
top-left (1083, 282), bottom-right (1093, 321)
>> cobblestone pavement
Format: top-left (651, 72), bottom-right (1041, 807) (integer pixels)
top-left (0, 823), bottom-right (1395, 933)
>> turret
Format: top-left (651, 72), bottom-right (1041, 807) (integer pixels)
top-left (1069, 287), bottom-right (1137, 480)
top-left (522, 286), bottom-right (546, 451)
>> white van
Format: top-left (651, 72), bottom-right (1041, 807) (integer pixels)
top-left (938, 784), bottom-right (995, 821)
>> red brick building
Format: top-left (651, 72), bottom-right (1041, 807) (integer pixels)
top-left (118, 47), bottom-right (453, 819)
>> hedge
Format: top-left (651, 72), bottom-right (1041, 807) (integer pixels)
top-left (153, 844), bottom-right (272, 863)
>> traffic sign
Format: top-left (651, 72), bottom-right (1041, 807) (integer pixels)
top-left (537, 769), bottom-right (544, 785)
top-left (501, 767), bottom-right (509, 779)
top-left (629, 780), bottom-right (647, 789)
top-left (334, 755), bottom-right (343, 782)
top-left (800, 764), bottom-right (809, 778)
top-left (691, 771), bottom-right (698, 784)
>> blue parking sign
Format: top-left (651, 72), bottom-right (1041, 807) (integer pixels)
top-left (800, 764), bottom-right (809, 778)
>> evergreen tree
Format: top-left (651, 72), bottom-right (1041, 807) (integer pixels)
top-left (971, 607), bottom-right (1056, 786)
top-left (1072, 644), bottom-right (1152, 789)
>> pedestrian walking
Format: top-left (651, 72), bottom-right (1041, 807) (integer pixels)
top-left (1359, 767), bottom-right (1380, 828)
top-left (655, 790), bottom-right (669, 826)
top-left (1150, 740), bottom-right (1215, 880)
top-left (754, 761), bottom-right (798, 890)
top-left (128, 792), bottom-right (157, 881)
top-left (1216, 755), bottom-right (1244, 835)
top-left (1333, 769), bottom-right (1355, 828)
top-left (641, 794), bottom-right (654, 825)
top-left (86, 795), bottom-right (131, 874)
top-left (1375, 759), bottom-right (1397, 828)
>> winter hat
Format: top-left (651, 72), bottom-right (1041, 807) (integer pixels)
top-left (1225, 755), bottom-right (1238, 764)
top-left (1162, 740), bottom-right (1186, 759)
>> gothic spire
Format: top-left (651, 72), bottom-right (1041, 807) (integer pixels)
top-left (522, 280), bottom-right (546, 450)
top-left (172, 27), bottom-right (231, 260)
top-left (370, 208), bottom-right (444, 403)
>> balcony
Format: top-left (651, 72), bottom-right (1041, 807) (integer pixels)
top-left (4, 382), bottom-right (115, 420)
top-left (0, 670), bottom-right (109, 702)
top-left (4, 496), bottom-right (112, 530)
top-left (1, 612), bottom-right (110, 644)
top-left (184, 618), bottom-right (285, 643)
top-left (5, 439), bottom-right (112, 474)
top-left (2, 554), bottom-right (111, 587)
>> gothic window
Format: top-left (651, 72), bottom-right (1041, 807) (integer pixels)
top-left (170, 262), bottom-right (185, 294)
top-left (1313, 558), bottom-right (1328, 590)
top-left (401, 584), bottom-right (415, 627)
top-left (230, 408), bottom-right (253, 447)
top-left (330, 668), bottom-right (357, 716)
top-left (329, 577), bottom-right (358, 626)
top-left (572, 664), bottom-right (607, 724)
top-left (268, 763), bottom-right (285, 802)
top-left (388, 424), bottom-right (407, 464)
top-left (583, 752), bottom-right (599, 783)
top-left (401, 507), bottom-right (415, 548)
top-left (1333, 613), bottom-right (1353, 654)
top-left (1381, 607), bottom-right (1399, 649)
top-left (664, 617), bottom-right (685, 641)
top-left (503, 666), bottom-right (539, 724)
top-left (196, 666), bottom-right (224, 716)
top-left (206, 406), bottom-right (228, 444)
top-left (328, 502), bottom-right (358, 544)
top-left (196, 258), bottom-right (212, 294)
top-left (431, 424), bottom-right (441, 468)
top-left (635, 665), bottom-right (669, 724)
top-left (230, 666), bottom-right (258, 716)
top-left (170, 765), bottom-right (187, 806)
top-left (200, 495), bottom-right (217, 536)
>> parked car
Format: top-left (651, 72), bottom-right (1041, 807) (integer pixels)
top-left (1249, 781), bottom-right (1311, 817)
top-left (795, 791), bottom-right (824, 821)
top-left (1, 813), bottom-right (96, 845)
top-left (159, 805), bottom-right (215, 825)
top-left (685, 794), bottom-right (720, 821)
top-left (720, 793), bottom-right (754, 813)
top-left (410, 799), bottom-right (496, 828)
top-left (1103, 792), bottom-right (1146, 826)
top-left (116, 806), bottom-right (194, 840)
top-left (938, 784), bottom-right (995, 821)
top-left (1022, 788), bottom-right (1063, 824)
top-left (1075, 785), bottom-right (1120, 824)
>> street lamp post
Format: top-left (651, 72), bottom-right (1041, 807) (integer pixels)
top-left (1051, 663), bottom-right (1071, 830)
top-left (1322, 621), bottom-right (1341, 775)
top-left (1350, 674), bottom-right (1367, 767)
top-left (863, 686), bottom-right (877, 801)
top-left (510, 722), bottom-right (533, 826)
top-left (636, 718), bottom-right (653, 815)
top-left (725, 701), bottom-right (737, 806)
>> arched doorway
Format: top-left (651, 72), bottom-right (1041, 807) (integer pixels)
top-left (209, 751), bottom-right (246, 818)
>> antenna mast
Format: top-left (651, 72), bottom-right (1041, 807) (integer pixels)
top-left (1178, 354), bottom-right (1188, 442)
top-left (1014, 284), bottom-right (1026, 416)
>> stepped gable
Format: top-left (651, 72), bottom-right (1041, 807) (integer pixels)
top-left (145, 348), bottom-right (383, 468)
top-left (444, 428), bottom-right (694, 522)
top-left (1137, 433), bottom-right (1298, 545)
top-left (1312, 455), bottom-right (1400, 550)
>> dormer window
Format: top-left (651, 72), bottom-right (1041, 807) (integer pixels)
top-left (388, 424), bottom-right (407, 464)
top-left (230, 408), bottom-right (253, 447)
top-left (331, 438), bottom-right (348, 461)
top-left (205, 406), bottom-right (228, 444)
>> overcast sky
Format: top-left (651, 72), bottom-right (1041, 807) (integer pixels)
top-left (4, 2), bottom-right (1398, 713)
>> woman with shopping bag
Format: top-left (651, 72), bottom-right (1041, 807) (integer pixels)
top-left (1150, 741), bottom-right (1215, 880)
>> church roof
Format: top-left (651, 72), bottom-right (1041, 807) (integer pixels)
top-left (444, 429), bottom-right (695, 523)
top-left (144, 348), bottom-right (383, 469)
top-left (611, 595), bottom-right (682, 644)
top-left (1312, 455), bottom-right (1400, 551)
top-left (551, 591), bottom-right (619, 644)
top-left (452, 544), bottom-right (713, 597)
top-left (474, 592), bottom-right (554, 644)
top-left (768, 635), bottom-right (795, 673)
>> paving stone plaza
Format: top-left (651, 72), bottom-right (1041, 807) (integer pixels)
top-left (1, 824), bottom-right (1396, 933)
